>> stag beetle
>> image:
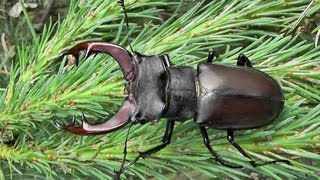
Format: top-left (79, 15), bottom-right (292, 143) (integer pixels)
top-left (55, 0), bottom-right (291, 177)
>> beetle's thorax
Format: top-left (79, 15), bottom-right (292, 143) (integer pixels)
top-left (127, 53), bottom-right (196, 123)
top-left (164, 67), bottom-right (196, 120)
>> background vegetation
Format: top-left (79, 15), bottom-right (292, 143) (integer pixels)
top-left (0, 0), bottom-right (319, 179)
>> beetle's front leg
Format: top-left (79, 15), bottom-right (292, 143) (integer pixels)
top-left (116, 120), bottom-right (175, 177)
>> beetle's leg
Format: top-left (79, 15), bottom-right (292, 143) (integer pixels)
top-left (116, 120), bottom-right (175, 176)
top-left (207, 51), bottom-right (218, 63)
top-left (227, 130), bottom-right (291, 167)
top-left (115, 122), bottom-right (134, 179)
top-left (117, 0), bottom-right (134, 52)
top-left (237, 54), bottom-right (252, 67)
top-left (200, 126), bottom-right (242, 168)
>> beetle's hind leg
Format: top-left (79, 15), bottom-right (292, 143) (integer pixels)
top-left (227, 130), bottom-right (291, 167)
top-left (237, 54), bottom-right (252, 67)
top-left (199, 126), bottom-right (242, 168)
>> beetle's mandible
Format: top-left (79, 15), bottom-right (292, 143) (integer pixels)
top-left (55, 0), bottom-right (291, 177)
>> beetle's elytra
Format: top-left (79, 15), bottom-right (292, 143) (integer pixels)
top-left (55, 0), bottom-right (291, 177)
top-left (196, 63), bottom-right (284, 130)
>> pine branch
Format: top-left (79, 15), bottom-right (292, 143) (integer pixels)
top-left (0, 0), bottom-right (319, 179)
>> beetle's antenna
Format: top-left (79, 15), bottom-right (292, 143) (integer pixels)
top-left (116, 122), bottom-right (134, 178)
top-left (118, 0), bottom-right (134, 52)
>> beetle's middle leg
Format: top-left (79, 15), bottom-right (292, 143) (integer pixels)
top-left (227, 130), bottom-right (291, 167)
top-left (117, 120), bottom-right (175, 176)
top-left (199, 126), bottom-right (242, 168)
top-left (237, 54), bottom-right (252, 67)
